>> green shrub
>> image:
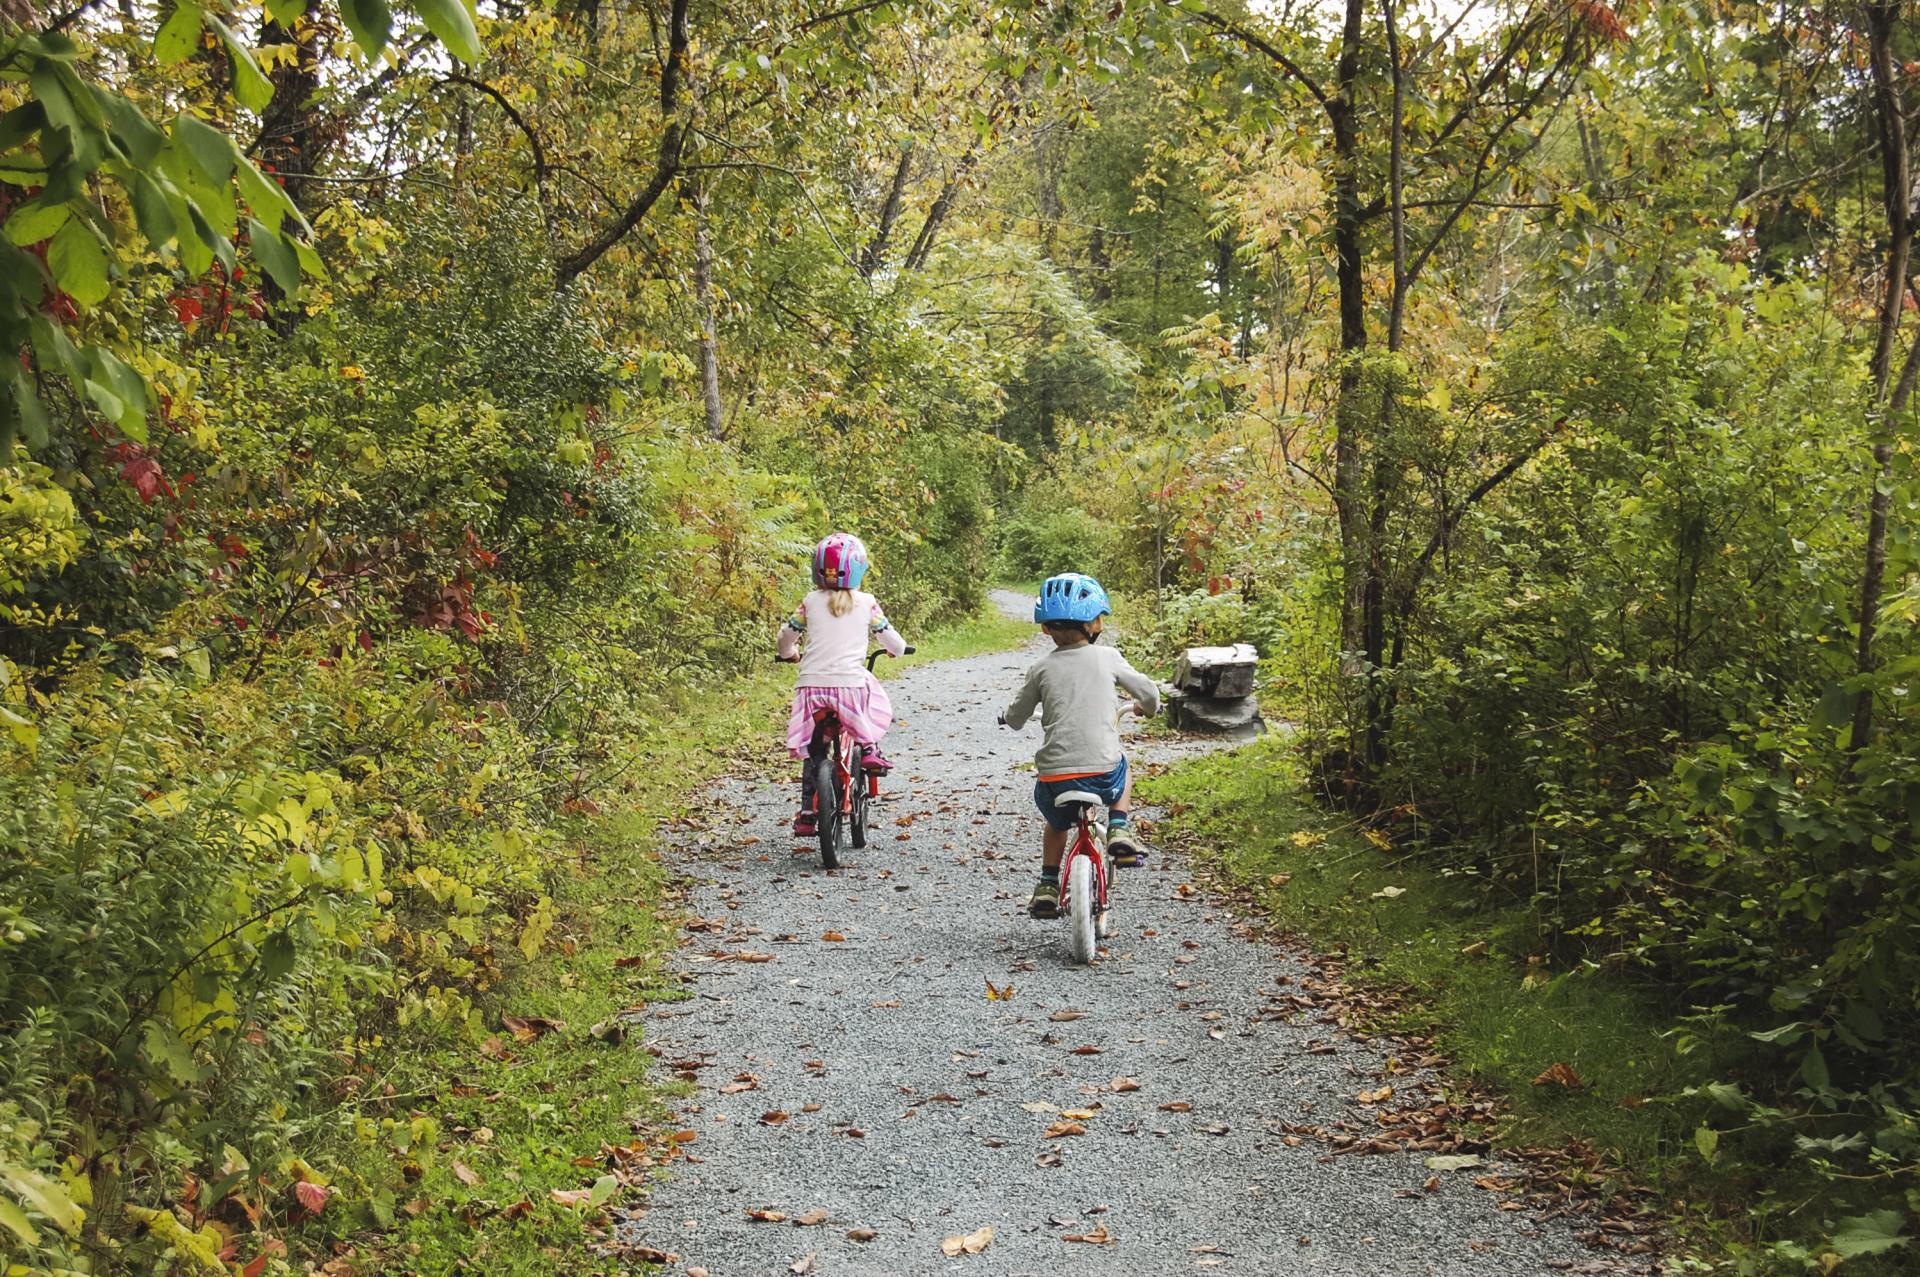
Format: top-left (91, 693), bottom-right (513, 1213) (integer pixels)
top-left (997, 505), bottom-right (1113, 582)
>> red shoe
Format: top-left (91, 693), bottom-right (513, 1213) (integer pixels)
top-left (793, 810), bottom-right (818, 837)
top-left (861, 749), bottom-right (894, 772)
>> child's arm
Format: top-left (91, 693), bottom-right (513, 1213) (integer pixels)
top-left (1002, 665), bottom-right (1042, 730)
top-left (1113, 652), bottom-right (1161, 716)
top-left (776, 600), bottom-right (805, 662)
top-left (870, 601), bottom-right (908, 658)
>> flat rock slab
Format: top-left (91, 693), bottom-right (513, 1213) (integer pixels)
top-left (626, 592), bottom-right (1635, 1276)
top-left (1175, 645), bottom-right (1259, 700)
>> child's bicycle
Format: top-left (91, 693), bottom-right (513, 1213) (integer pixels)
top-left (782, 646), bottom-right (912, 869)
top-left (1049, 790), bottom-right (1115, 965)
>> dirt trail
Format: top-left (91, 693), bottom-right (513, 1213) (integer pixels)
top-left (627, 592), bottom-right (1629, 1275)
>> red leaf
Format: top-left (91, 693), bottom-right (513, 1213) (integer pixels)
top-left (293, 1181), bottom-right (330, 1214)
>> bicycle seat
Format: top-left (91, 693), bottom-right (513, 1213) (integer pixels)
top-left (1052, 790), bottom-right (1105, 810)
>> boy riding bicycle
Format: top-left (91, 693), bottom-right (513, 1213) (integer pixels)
top-left (1000, 573), bottom-right (1160, 918)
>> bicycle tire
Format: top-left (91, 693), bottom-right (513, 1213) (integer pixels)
top-left (1067, 855), bottom-right (1097, 965)
top-left (813, 754), bottom-right (842, 870)
top-left (849, 767), bottom-right (869, 849)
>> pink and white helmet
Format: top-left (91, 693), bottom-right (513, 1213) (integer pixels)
top-left (812, 532), bottom-right (870, 590)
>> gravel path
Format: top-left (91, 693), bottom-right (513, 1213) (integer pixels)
top-left (628, 592), bottom-right (1627, 1276)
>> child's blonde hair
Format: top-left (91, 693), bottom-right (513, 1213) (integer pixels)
top-left (826, 588), bottom-right (855, 617)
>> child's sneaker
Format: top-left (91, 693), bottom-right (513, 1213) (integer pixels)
top-left (1028, 879), bottom-right (1061, 918)
top-left (1107, 822), bottom-right (1148, 868)
top-left (861, 747), bottom-right (894, 772)
top-left (793, 809), bottom-right (818, 837)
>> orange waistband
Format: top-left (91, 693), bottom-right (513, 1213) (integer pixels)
top-left (1037, 769), bottom-right (1107, 783)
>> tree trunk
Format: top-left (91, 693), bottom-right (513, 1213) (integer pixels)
top-left (860, 144), bottom-right (914, 277)
top-left (692, 182), bottom-right (725, 442)
top-left (1330, 0), bottom-right (1370, 674)
top-left (1849, 0), bottom-right (1913, 754)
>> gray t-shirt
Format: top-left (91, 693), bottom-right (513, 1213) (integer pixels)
top-left (1003, 643), bottom-right (1161, 779)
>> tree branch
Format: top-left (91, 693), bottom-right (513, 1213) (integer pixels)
top-left (1180, 2), bottom-right (1332, 116)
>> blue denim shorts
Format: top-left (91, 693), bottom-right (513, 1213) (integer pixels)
top-left (1033, 758), bottom-right (1128, 833)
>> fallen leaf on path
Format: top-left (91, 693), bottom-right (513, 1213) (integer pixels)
top-left (1063, 1225), bottom-right (1113, 1245)
top-left (669, 1130), bottom-right (698, 1144)
top-left (1036, 1150), bottom-right (1062, 1167)
top-left (746, 1208), bottom-right (787, 1222)
top-left (1060, 1107), bottom-right (1098, 1120)
top-left (760, 1111), bottom-right (791, 1125)
top-left (1423, 1154), bottom-right (1483, 1172)
top-left (871, 999), bottom-right (902, 1008)
top-left (502, 1014), bottom-right (564, 1043)
top-left (821, 931), bottom-right (846, 942)
top-left (1069, 1045), bottom-right (1102, 1056)
top-left (847, 1228), bottom-right (877, 1242)
top-left (1357, 1087), bottom-right (1393, 1104)
top-left (451, 1160), bottom-right (479, 1187)
top-left (1043, 1120), bottom-right (1087, 1138)
top-left (720, 950), bottom-right (776, 963)
top-left (1048, 1010), bottom-right (1085, 1022)
top-left (1204, 1123), bottom-right (1231, 1136)
top-left (1158, 1101), bottom-right (1193, 1112)
top-left (790, 1253), bottom-right (817, 1274)
top-left (940, 1225), bottom-right (994, 1256)
top-left (1423, 1175), bottom-right (1441, 1192)
top-left (985, 979), bottom-right (1015, 1001)
top-left (1110, 1077), bottom-right (1141, 1092)
top-left (842, 1127), bottom-right (866, 1138)
top-left (1020, 1101), bottom-right (1057, 1114)
top-left (1533, 1062), bottom-right (1583, 1088)
top-left (720, 1080), bottom-right (757, 1094)
top-left (794, 1209), bottom-right (828, 1226)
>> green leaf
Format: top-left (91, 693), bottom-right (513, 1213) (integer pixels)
top-left (140, 1019), bottom-right (202, 1088)
top-left (266, 0), bottom-right (309, 23)
top-left (173, 193), bottom-right (214, 275)
top-left (154, 2), bottom-right (205, 64)
top-left (0, 1167), bottom-right (80, 1236)
top-left (47, 218), bottom-right (107, 306)
top-left (245, 217), bottom-right (301, 296)
top-left (0, 1196), bottom-right (37, 1247)
top-left (4, 198), bottom-right (69, 246)
top-left (93, 87), bottom-right (167, 167)
top-left (5, 365), bottom-right (53, 449)
top-left (207, 17), bottom-right (274, 113)
top-left (0, 101), bottom-right (46, 152)
top-left (171, 112), bottom-right (236, 186)
top-left (1830, 1210), bottom-right (1907, 1259)
top-left (1799, 1041), bottom-right (1830, 1092)
top-left (129, 171), bottom-right (177, 247)
top-left (259, 928), bottom-right (295, 982)
top-left (87, 347), bottom-right (148, 438)
top-left (1813, 683), bottom-right (1856, 730)
top-left (340, 0), bottom-right (393, 56)
top-left (587, 1174), bottom-right (617, 1209)
top-left (413, 0), bottom-right (485, 64)
top-left (236, 156), bottom-right (304, 234)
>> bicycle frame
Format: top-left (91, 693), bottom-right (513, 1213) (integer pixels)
top-left (1058, 802), bottom-right (1110, 921)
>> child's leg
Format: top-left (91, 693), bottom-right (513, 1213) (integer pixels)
top-left (1041, 824), bottom-right (1069, 871)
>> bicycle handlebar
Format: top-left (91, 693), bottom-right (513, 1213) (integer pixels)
top-left (777, 645), bottom-right (915, 668)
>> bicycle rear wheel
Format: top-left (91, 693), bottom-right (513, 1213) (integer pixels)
top-left (812, 754), bottom-right (842, 870)
top-left (1067, 854), bottom-right (1096, 965)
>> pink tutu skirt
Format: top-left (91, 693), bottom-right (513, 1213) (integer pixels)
top-left (787, 677), bottom-right (894, 757)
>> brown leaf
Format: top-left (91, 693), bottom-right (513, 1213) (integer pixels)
top-left (1158, 1101), bottom-right (1193, 1113)
top-left (721, 1080), bottom-right (758, 1094)
top-left (1048, 1010), bottom-right (1086, 1022)
top-left (794, 1208), bottom-right (828, 1226)
top-left (821, 931), bottom-right (847, 942)
top-left (939, 1225), bottom-right (995, 1256)
top-left (760, 1110), bottom-right (791, 1125)
top-left (847, 1227), bottom-right (878, 1242)
top-left (1533, 1062), bottom-right (1583, 1088)
top-left (613, 955), bottom-right (648, 968)
top-left (550, 1187), bottom-right (593, 1207)
top-left (1043, 1120), bottom-right (1087, 1138)
top-left (1069, 1044), bottom-right (1103, 1056)
top-left (843, 1127), bottom-right (866, 1138)
top-left (1063, 1224), bottom-right (1114, 1245)
top-left (451, 1159), bottom-right (479, 1187)
top-left (984, 979), bottom-right (1015, 1001)
top-left (501, 1014), bottom-right (564, 1043)
top-left (790, 1255), bottom-right (816, 1275)
top-left (1357, 1086), bottom-right (1393, 1104)
top-left (1110, 1077), bottom-right (1142, 1092)
top-left (1423, 1175), bottom-right (1441, 1192)
top-left (746, 1208), bottom-right (788, 1222)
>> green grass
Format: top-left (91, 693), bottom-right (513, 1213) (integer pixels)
top-left (1140, 738), bottom-right (1737, 1229)
top-left (334, 598), bottom-right (1036, 1273)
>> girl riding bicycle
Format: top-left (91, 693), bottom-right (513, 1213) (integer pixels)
top-left (777, 533), bottom-right (909, 837)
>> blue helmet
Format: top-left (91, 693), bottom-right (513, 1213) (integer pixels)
top-left (1035, 573), bottom-right (1111, 625)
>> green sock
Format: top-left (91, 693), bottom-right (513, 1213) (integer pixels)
top-left (1040, 866), bottom-right (1059, 884)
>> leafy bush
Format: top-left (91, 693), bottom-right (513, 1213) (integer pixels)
top-left (998, 504), bottom-right (1114, 583)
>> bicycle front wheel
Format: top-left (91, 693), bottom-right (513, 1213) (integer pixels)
top-left (813, 754), bottom-right (842, 870)
top-left (1067, 854), bottom-right (1097, 965)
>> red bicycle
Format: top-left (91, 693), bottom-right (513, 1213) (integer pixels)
top-left (786, 646), bottom-right (911, 869)
top-left (1049, 789), bottom-right (1114, 964)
